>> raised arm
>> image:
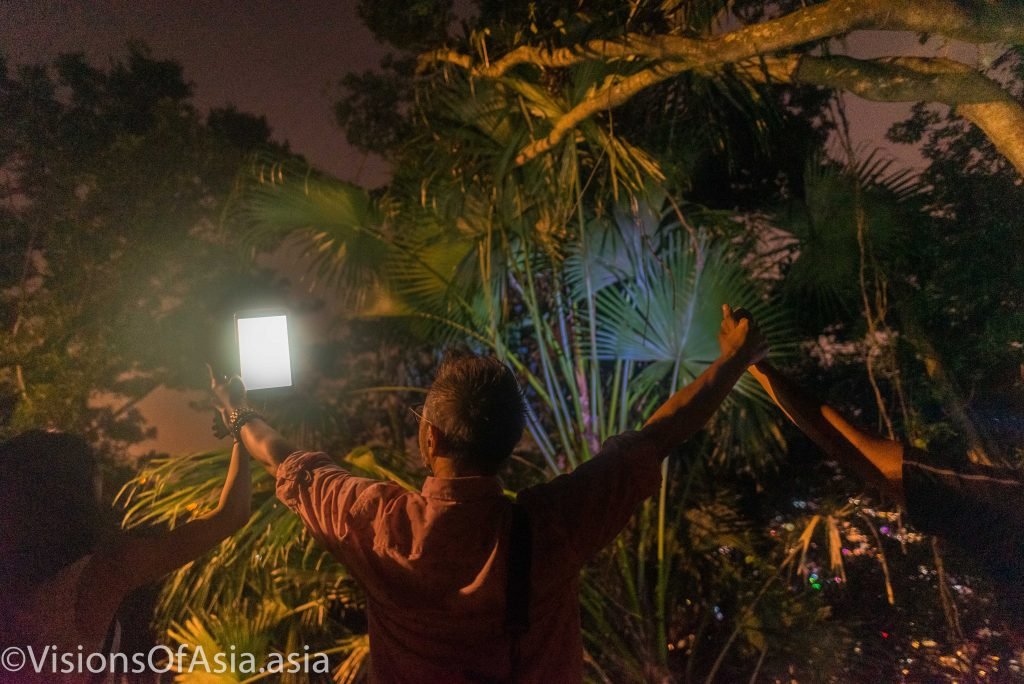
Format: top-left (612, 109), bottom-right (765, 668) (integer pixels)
top-left (208, 375), bottom-right (394, 583)
top-left (78, 439), bottom-right (252, 640)
top-left (749, 360), bottom-right (905, 502)
top-left (527, 305), bottom-right (769, 564)
top-left (235, 417), bottom-right (296, 477)
top-left (209, 369), bottom-right (295, 477)
top-left (639, 305), bottom-right (769, 451)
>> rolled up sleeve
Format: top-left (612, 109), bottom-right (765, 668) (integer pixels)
top-left (903, 451), bottom-right (1024, 584)
top-left (275, 451), bottom-right (397, 561)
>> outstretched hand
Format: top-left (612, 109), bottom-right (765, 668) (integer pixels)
top-left (718, 304), bottom-right (769, 367)
top-left (206, 365), bottom-right (292, 475)
top-left (207, 364), bottom-right (247, 428)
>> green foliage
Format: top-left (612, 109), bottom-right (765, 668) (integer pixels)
top-left (111, 7), bottom-right (1024, 684)
top-left (119, 446), bottom-right (405, 682)
top-left (337, 0), bottom-right (831, 210)
top-left (0, 46), bottom-right (282, 461)
top-left (117, 4), bottom-right (869, 680)
top-left (168, 144), bottom-right (805, 680)
top-left (334, 55), bottom-right (416, 158)
top-left (775, 149), bottom-right (924, 323)
top-left (886, 51), bottom-right (1024, 441)
top-left (356, 0), bottom-right (453, 51)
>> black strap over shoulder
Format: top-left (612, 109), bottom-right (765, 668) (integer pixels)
top-left (505, 501), bottom-right (532, 636)
top-left (88, 618), bottom-right (121, 684)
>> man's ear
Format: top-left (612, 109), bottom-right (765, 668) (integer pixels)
top-left (427, 423), bottom-right (442, 454)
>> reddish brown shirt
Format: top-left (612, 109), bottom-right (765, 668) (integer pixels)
top-left (276, 430), bottom-right (663, 683)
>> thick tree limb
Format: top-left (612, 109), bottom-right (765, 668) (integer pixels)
top-left (875, 0), bottom-right (1024, 44)
top-left (763, 55), bottom-right (1014, 107)
top-left (744, 55), bottom-right (1024, 176)
top-left (421, 0), bottom-right (1024, 77)
top-left (419, 39), bottom-right (651, 76)
top-left (516, 53), bottom-right (1024, 172)
top-left (421, 0), bottom-right (1024, 172)
top-left (518, 52), bottom-right (1024, 171)
top-left (421, 0), bottom-right (882, 76)
top-left (958, 100), bottom-right (1024, 177)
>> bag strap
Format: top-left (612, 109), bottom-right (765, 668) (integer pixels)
top-left (505, 502), bottom-right (532, 636)
top-left (461, 503), bottom-right (532, 684)
top-left (88, 618), bottom-right (121, 684)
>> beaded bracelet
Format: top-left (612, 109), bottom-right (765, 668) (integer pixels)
top-left (228, 407), bottom-right (264, 441)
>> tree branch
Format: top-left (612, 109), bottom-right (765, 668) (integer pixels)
top-left (419, 39), bottom-right (649, 76)
top-left (743, 54), bottom-right (1024, 176)
top-left (421, 0), bottom-right (1024, 170)
top-left (422, 0), bottom-right (1024, 77)
top-left (422, 0), bottom-right (884, 77)
top-left (111, 380), bottom-right (162, 420)
top-left (514, 61), bottom-right (689, 165)
top-left (875, 0), bottom-right (1024, 44)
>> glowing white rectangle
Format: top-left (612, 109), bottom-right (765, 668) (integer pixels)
top-left (237, 314), bottom-right (293, 390)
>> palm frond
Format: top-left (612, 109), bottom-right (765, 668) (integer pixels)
top-left (165, 599), bottom-right (291, 683)
top-left (331, 635), bottom-right (370, 684)
top-left (118, 448), bottom-right (349, 632)
top-left (229, 156), bottom-right (389, 311)
top-left (777, 148), bottom-right (924, 320)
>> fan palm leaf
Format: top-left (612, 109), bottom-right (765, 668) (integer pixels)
top-left (778, 148), bottom-right (925, 318)
top-left (230, 156), bottom-right (388, 312)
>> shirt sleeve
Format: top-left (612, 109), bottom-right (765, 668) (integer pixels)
top-left (276, 450), bottom-right (402, 564)
top-left (520, 430), bottom-right (664, 566)
top-left (903, 449), bottom-right (1024, 584)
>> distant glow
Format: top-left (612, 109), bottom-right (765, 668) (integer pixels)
top-left (237, 315), bottom-right (292, 390)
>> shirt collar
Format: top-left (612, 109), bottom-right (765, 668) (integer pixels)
top-left (421, 476), bottom-right (504, 502)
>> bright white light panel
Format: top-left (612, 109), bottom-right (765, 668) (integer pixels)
top-left (237, 314), bottom-right (293, 390)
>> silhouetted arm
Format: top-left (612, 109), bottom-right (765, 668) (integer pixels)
top-left (78, 440), bottom-right (252, 640)
top-left (749, 361), bottom-right (905, 502)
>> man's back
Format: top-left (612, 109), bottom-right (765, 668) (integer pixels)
top-left (275, 431), bottom-right (663, 683)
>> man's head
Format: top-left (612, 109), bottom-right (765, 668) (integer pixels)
top-left (418, 352), bottom-right (526, 476)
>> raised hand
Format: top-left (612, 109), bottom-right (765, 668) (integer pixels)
top-left (207, 364), bottom-right (247, 428)
top-left (717, 304), bottom-right (769, 367)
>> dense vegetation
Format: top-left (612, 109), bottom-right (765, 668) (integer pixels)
top-left (5, 2), bottom-right (1023, 682)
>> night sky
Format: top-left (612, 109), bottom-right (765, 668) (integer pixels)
top-left (0, 0), bottom-right (391, 186)
top-left (1, 1), bottom-right (962, 184)
top-left (1, 2), bottom-right (969, 454)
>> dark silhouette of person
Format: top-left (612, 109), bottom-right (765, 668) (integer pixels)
top-left (0, 369), bottom-right (252, 683)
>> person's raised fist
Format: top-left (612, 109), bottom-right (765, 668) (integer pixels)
top-left (718, 304), bottom-right (769, 367)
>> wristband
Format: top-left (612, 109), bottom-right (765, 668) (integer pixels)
top-left (228, 407), bottom-right (263, 441)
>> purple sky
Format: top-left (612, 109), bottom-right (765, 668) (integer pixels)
top-left (0, 0), bottom-right (391, 186)
top-left (1, 2), bottom-right (969, 454)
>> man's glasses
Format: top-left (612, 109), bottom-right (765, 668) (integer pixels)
top-left (409, 403), bottom-right (431, 426)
